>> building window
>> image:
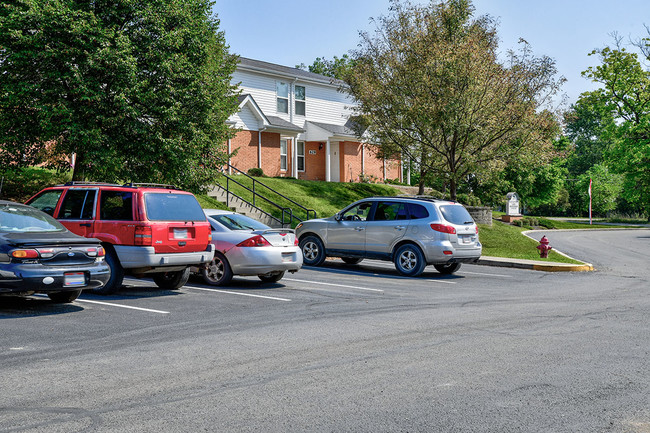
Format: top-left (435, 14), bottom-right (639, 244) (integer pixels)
top-left (295, 85), bottom-right (305, 116)
top-left (297, 141), bottom-right (305, 171)
top-left (277, 82), bottom-right (288, 113)
top-left (280, 139), bottom-right (288, 171)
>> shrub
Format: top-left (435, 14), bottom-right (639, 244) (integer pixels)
top-left (247, 167), bottom-right (264, 177)
top-left (538, 218), bottom-right (558, 229)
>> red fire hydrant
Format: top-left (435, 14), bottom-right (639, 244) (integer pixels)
top-left (537, 235), bottom-right (552, 258)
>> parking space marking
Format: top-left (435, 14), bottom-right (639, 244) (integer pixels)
top-left (32, 295), bottom-right (171, 314)
top-left (459, 270), bottom-right (512, 278)
top-left (284, 278), bottom-right (384, 293)
top-left (184, 285), bottom-right (292, 302)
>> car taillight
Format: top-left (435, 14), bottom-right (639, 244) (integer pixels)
top-left (10, 249), bottom-right (39, 259)
top-left (208, 233), bottom-right (212, 242)
top-left (475, 226), bottom-right (479, 234)
top-left (86, 247), bottom-right (105, 257)
top-left (294, 238), bottom-right (299, 246)
top-left (237, 235), bottom-right (272, 247)
top-left (135, 226), bottom-right (153, 246)
top-left (430, 224), bottom-right (456, 234)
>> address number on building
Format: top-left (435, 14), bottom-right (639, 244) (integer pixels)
top-left (308, 150), bottom-right (317, 155)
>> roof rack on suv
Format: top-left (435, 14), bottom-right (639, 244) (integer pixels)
top-left (64, 181), bottom-right (119, 186)
top-left (122, 182), bottom-right (179, 190)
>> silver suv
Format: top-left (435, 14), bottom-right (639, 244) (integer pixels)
top-left (295, 197), bottom-right (481, 276)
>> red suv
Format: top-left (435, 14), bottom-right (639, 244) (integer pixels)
top-left (26, 182), bottom-right (215, 294)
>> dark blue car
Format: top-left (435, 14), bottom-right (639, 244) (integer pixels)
top-left (0, 200), bottom-right (110, 303)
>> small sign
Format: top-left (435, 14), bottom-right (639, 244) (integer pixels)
top-left (506, 192), bottom-right (520, 216)
top-left (64, 272), bottom-right (86, 286)
top-left (309, 150), bottom-right (317, 155)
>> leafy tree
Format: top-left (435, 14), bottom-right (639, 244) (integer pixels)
top-left (0, 0), bottom-right (239, 192)
top-left (296, 55), bottom-right (356, 80)
top-left (575, 164), bottom-right (623, 216)
top-left (345, 0), bottom-right (564, 198)
top-left (583, 41), bottom-right (650, 218)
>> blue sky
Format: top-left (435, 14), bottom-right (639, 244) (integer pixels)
top-left (213, 0), bottom-right (650, 106)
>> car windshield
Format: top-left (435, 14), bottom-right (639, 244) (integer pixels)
top-left (0, 204), bottom-right (66, 232)
top-left (439, 204), bottom-right (474, 225)
top-left (145, 193), bottom-right (206, 221)
top-left (209, 214), bottom-right (269, 231)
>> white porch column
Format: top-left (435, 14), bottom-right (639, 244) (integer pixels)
top-left (407, 157), bottom-right (411, 185)
top-left (257, 131), bottom-right (262, 169)
top-left (325, 139), bottom-right (331, 182)
top-left (383, 156), bottom-right (386, 181)
top-left (292, 138), bottom-right (298, 178)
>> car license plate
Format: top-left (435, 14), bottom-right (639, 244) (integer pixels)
top-left (460, 235), bottom-right (472, 244)
top-left (282, 252), bottom-right (293, 262)
top-left (173, 228), bottom-right (188, 239)
top-left (64, 272), bottom-right (86, 287)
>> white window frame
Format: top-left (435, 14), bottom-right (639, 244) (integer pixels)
top-left (276, 81), bottom-right (289, 114)
top-left (297, 141), bottom-right (305, 172)
top-left (295, 85), bottom-right (306, 116)
top-left (280, 139), bottom-right (288, 171)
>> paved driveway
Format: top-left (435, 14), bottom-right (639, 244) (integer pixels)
top-left (1, 229), bottom-right (649, 432)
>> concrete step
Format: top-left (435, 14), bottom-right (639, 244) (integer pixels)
top-left (207, 184), bottom-right (285, 228)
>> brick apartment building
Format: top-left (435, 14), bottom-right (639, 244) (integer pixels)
top-left (226, 58), bottom-right (402, 183)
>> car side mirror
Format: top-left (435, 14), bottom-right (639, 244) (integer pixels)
top-left (334, 213), bottom-right (342, 222)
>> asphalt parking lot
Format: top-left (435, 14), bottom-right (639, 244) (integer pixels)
top-left (1, 229), bottom-right (649, 432)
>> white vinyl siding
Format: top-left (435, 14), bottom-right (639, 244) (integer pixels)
top-left (230, 70), bottom-right (356, 129)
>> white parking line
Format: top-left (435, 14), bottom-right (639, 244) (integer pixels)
top-left (77, 299), bottom-right (170, 314)
top-left (284, 278), bottom-right (384, 293)
top-left (32, 294), bottom-right (171, 314)
top-left (184, 285), bottom-right (292, 302)
top-left (459, 270), bottom-right (513, 278)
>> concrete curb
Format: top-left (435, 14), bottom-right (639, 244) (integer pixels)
top-left (477, 256), bottom-right (594, 272)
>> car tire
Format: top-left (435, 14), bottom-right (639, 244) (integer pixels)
top-left (47, 289), bottom-right (82, 303)
top-left (341, 257), bottom-right (363, 265)
top-left (300, 235), bottom-right (326, 266)
top-left (92, 247), bottom-right (123, 295)
top-left (201, 252), bottom-right (233, 286)
top-left (434, 263), bottom-right (461, 275)
top-left (258, 271), bottom-right (285, 283)
top-left (153, 268), bottom-right (191, 290)
top-left (393, 244), bottom-right (427, 277)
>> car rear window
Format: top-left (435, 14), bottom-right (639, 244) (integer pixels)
top-left (407, 203), bottom-right (429, 219)
top-left (209, 214), bottom-right (269, 231)
top-left (439, 205), bottom-right (474, 225)
top-left (0, 204), bottom-right (65, 232)
top-left (145, 193), bottom-right (206, 221)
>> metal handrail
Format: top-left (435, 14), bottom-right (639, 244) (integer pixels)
top-left (217, 163), bottom-right (316, 227)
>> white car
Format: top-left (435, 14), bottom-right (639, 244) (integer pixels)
top-left (198, 209), bottom-right (302, 285)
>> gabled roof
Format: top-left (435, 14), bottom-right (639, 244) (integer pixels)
top-left (234, 94), bottom-right (304, 134)
top-left (238, 57), bottom-right (345, 87)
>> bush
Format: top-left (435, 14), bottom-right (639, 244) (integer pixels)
top-left (0, 167), bottom-right (70, 202)
top-left (513, 217), bottom-right (539, 228)
top-left (247, 167), bottom-right (264, 177)
top-left (538, 218), bottom-right (558, 229)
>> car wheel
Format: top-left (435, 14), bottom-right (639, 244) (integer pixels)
top-left (300, 235), bottom-right (326, 266)
top-left (434, 263), bottom-right (461, 275)
top-left (153, 267), bottom-right (191, 290)
top-left (258, 271), bottom-right (285, 283)
top-left (341, 257), bottom-right (363, 265)
top-left (201, 252), bottom-right (233, 286)
top-left (47, 289), bottom-right (82, 303)
top-left (92, 247), bottom-right (123, 295)
top-left (393, 244), bottom-right (426, 277)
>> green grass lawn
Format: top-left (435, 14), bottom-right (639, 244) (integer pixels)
top-left (478, 220), bottom-right (582, 264)
top-left (213, 174), bottom-right (400, 222)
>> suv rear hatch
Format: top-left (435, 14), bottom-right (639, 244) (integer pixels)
top-left (143, 192), bottom-right (210, 253)
top-left (438, 204), bottom-right (479, 249)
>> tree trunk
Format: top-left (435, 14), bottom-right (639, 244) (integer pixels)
top-left (417, 179), bottom-right (425, 195)
top-left (72, 153), bottom-right (84, 181)
top-left (449, 179), bottom-right (457, 201)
